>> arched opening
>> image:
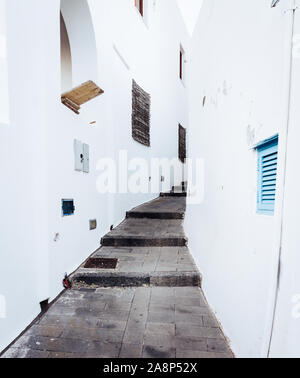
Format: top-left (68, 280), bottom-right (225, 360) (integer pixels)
top-left (60, 0), bottom-right (103, 114)
top-left (60, 11), bottom-right (72, 93)
top-left (60, 0), bottom-right (98, 88)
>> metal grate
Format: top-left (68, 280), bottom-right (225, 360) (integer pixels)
top-left (84, 258), bottom-right (118, 269)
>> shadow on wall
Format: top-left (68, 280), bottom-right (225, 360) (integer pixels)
top-left (60, 0), bottom-right (98, 92)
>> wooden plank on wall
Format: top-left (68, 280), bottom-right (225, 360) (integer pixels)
top-left (61, 80), bottom-right (104, 114)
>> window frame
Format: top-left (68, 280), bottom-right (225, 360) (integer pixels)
top-left (178, 124), bottom-right (187, 163)
top-left (135, 0), bottom-right (144, 17)
top-left (256, 136), bottom-right (279, 215)
top-left (179, 45), bottom-right (186, 83)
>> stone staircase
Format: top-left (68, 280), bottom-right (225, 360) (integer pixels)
top-left (72, 184), bottom-right (201, 288)
top-left (160, 182), bottom-right (188, 198)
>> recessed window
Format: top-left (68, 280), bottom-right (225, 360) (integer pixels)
top-left (257, 136), bottom-right (278, 215)
top-left (132, 80), bottom-right (151, 147)
top-left (135, 0), bottom-right (144, 16)
top-left (179, 124), bottom-right (186, 163)
top-left (180, 46), bottom-right (185, 82)
top-left (62, 199), bottom-right (75, 217)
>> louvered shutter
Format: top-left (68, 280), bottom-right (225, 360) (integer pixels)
top-left (132, 80), bottom-right (151, 147)
top-left (257, 137), bottom-right (278, 214)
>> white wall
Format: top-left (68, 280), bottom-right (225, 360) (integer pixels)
top-left (269, 0), bottom-right (300, 358)
top-left (0, 0), bottom-right (189, 352)
top-left (186, 0), bottom-right (292, 357)
top-left (0, 0), bottom-right (9, 124)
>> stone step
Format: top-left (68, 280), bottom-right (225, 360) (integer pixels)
top-left (126, 196), bottom-right (186, 220)
top-left (126, 211), bottom-right (184, 219)
top-left (72, 271), bottom-right (201, 288)
top-left (172, 185), bottom-right (186, 193)
top-left (160, 191), bottom-right (187, 198)
top-left (71, 246), bottom-right (202, 288)
top-left (101, 218), bottom-right (188, 247)
top-left (101, 236), bottom-right (188, 247)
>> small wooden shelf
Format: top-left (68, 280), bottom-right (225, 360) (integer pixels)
top-left (61, 80), bottom-right (104, 114)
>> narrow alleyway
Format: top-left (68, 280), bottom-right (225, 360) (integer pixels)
top-left (1, 191), bottom-right (233, 358)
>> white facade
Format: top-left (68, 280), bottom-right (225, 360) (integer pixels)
top-left (186, 0), bottom-right (300, 358)
top-left (0, 0), bottom-right (189, 353)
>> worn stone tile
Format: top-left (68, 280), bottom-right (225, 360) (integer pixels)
top-left (143, 345), bottom-right (176, 358)
top-left (176, 350), bottom-right (216, 358)
top-left (97, 320), bottom-right (127, 331)
top-left (145, 323), bottom-right (175, 336)
top-left (9, 335), bottom-right (30, 349)
top-left (99, 310), bottom-right (130, 322)
top-left (119, 344), bottom-right (143, 358)
top-left (207, 338), bottom-right (231, 353)
top-left (175, 312), bottom-right (203, 326)
top-left (1, 347), bottom-right (30, 358)
top-left (104, 302), bottom-right (132, 312)
top-left (175, 287), bottom-right (202, 297)
top-left (25, 349), bottom-right (50, 358)
top-left (48, 351), bottom-right (85, 359)
top-left (175, 296), bottom-right (205, 307)
top-left (214, 352), bottom-right (234, 358)
top-left (61, 327), bottom-right (124, 343)
top-left (176, 305), bottom-right (211, 316)
top-left (176, 324), bottom-right (224, 339)
top-left (175, 336), bottom-right (207, 351)
top-left (46, 304), bottom-right (76, 317)
top-left (149, 303), bottom-right (175, 312)
top-left (27, 336), bottom-right (89, 355)
top-left (86, 341), bottom-right (121, 358)
top-left (123, 326), bottom-right (145, 345)
top-left (39, 314), bottom-right (98, 329)
top-left (148, 311), bottom-right (175, 324)
top-left (202, 315), bottom-right (220, 328)
top-left (144, 334), bottom-right (176, 348)
top-left (27, 325), bottom-right (63, 339)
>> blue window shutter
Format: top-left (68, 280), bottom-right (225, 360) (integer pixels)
top-left (257, 137), bottom-right (278, 215)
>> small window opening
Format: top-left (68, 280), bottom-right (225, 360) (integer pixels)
top-left (62, 199), bottom-right (75, 217)
top-left (180, 46), bottom-right (186, 82)
top-left (179, 124), bottom-right (186, 163)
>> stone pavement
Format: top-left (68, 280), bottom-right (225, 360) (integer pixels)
top-left (2, 287), bottom-right (233, 358)
top-left (1, 195), bottom-right (233, 358)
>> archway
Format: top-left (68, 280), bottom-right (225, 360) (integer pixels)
top-left (60, 0), bottom-right (98, 93)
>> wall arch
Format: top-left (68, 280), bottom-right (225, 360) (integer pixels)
top-left (60, 0), bottom-right (98, 92)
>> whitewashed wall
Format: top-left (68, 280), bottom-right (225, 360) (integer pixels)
top-left (269, 0), bottom-right (300, 358)
top-left (0, 0), bottom-right (9, 124)
top-left (0, 0), bottom-right (189, 352)
top-left (186, 0), bottom-right (294, 358)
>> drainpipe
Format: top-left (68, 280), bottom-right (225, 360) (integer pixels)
top-left (267, 0), bottom-right (296, 357)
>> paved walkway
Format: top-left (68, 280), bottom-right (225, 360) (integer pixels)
top-left (1, 196), bottom-right (233, 359)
